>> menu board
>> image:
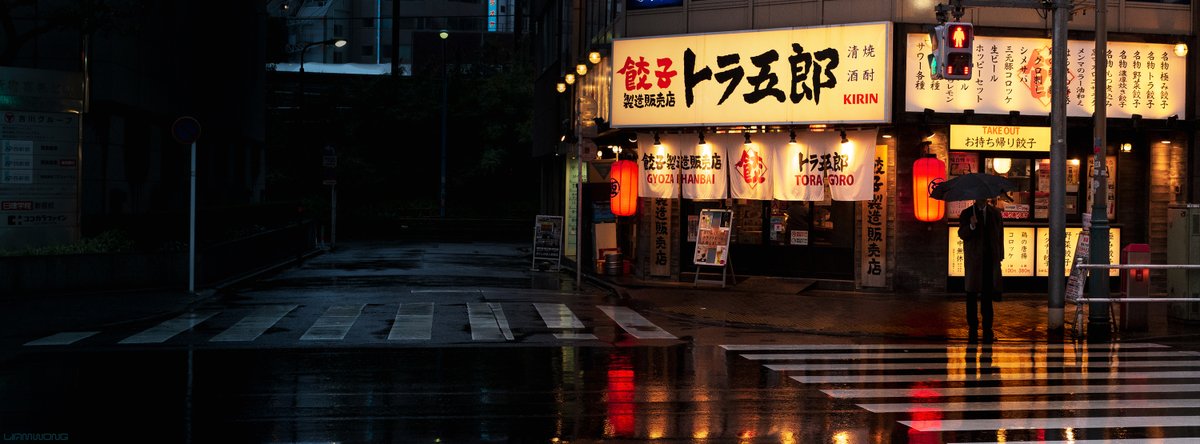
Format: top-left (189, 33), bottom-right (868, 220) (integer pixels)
top-left (947, 227), bottom-right (1036, 277)
top-left (532, 215), bottom-right (563, 271)
top-left (694, 209), bottom-right (732, 266)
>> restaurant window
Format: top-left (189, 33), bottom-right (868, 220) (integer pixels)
top-left (956, 153), bottom-right (1098, 223)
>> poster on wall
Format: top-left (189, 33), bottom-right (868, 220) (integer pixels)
top-left (651, 198), bottom-right (673, 276)
top-left (860, 145), bottom-right (888, 287)
top-left (1086, 155), bottom-right (1117, 221)
top-left (946, 151), bottom-right (977, 219)
top-left (532, 215), bottom-right (563, 271)
top-left (611, 22), bottom-right (893, 127)
top-left (693, 209), bottom-right (732, 266)
top-left (1037, 226), bottom-right (1120, 277)
top-left (948, 227), bottom-right (1035, 277)
top-left (905, 34), bottom-right (1186, 119)
top-left (564, 155), bottom-right (586, 258)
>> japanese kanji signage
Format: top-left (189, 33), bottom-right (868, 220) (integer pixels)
top-left (639, 130), bottom-right (878, 201)
top-left (611, 22), bottom-right (893, 127)
top-left (949, 124), bottom-right (1051, 152)
top-left (681, 134), bottom-right (728, 200)
top-left (1037, 226), bottom-right (1120, 277)
top-left (651, 198), bottom-right (672, 276)
top-left (906, 34), bottom-right (1186, 119)
top-left (948, 227), bottom-right (1035, 277)
top-left (532, 215), bottom-right (563, 271)
top-left (860, 145), bottom-right (888, 287)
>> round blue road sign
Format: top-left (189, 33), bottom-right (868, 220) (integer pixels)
top-left (172, 116), bottom-right (201, 145)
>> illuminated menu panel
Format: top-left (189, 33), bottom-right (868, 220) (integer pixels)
top-left (947, 227), bottom-right (1036, 277)
top-left (1036, 227), bottom-right (1121, 277)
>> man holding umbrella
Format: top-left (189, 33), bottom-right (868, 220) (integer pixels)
top-left (932, 172), bottom-right (1016, 343)
top-left (958, 197), bottom-right (1004, 342)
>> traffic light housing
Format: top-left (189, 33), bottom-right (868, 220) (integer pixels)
top-left (928, 22), bottom-right (974, 81)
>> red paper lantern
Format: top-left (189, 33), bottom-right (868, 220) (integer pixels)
top-left (609, 159), bottom-right (638, 216)
top-left (912, 156), bottom-right (946, 222)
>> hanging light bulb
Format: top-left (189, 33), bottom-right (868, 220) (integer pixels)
top-left (556, 82), bottom-right (566, 93)
top-left (588, 51), bottom-right (602, 64)
top-left (1175, 43), bottom-right (1189, 57)
top-left (564, 73), bottom-right (575, 85)
top-left (992, 157), bottom-right (1012, 174)
top-left (576, 64), bottom-right (588, 76)
top-left (789, 129), bottom-right (797, 143)
top-left (839, 130), bottom-right (849, 144)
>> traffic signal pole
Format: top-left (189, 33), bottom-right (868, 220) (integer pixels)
top-left (938, 0), bottom-right (1071, 333)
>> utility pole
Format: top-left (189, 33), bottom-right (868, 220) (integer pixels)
top-left (945, 0), bottom-right (1071, 332)
top-left (1088, 0), bottom-right (1112, 341)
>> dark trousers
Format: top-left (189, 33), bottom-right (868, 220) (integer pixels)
top-left (968, 249), bottom-right (996, 337)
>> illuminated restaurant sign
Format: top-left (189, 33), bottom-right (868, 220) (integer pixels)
top-left (948, 226), bottom-right (1120, 277)
top-left (906, 34), bottom-right (1186, 119)
top-left (949, 125), bottom-right (1051, 152)
top-left (611, 22), bottom-right (893, 127)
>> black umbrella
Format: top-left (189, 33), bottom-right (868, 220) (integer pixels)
top-left (929, 173), bottom-right (1018, 201)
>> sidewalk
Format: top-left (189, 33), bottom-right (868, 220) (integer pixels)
top-left (590, 271), bottom-right (1200, 345)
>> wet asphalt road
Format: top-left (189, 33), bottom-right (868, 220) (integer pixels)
top-left (4, 241), bottom-right (1200, 443)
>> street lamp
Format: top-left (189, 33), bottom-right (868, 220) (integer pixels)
top-left (299, 38), bottom-right (347, 73)
top-left (439, 30), bottom-right (449, 218)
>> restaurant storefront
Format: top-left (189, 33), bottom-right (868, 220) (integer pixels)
top-left (569, 20), bottom-right (1190, 293)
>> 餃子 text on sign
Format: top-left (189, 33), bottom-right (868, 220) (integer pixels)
top-left (611, 22), bottom-right (892, 128)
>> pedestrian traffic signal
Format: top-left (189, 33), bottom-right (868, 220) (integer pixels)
top-left (942, 22), bottom-right (973, 80)
top-left (927, 25), bottom-right (946, 80)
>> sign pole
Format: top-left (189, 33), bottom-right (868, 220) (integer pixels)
top-left (189, 140), bottom-right (196, 295)
top-left (331, 183), bottom-right (337, 250)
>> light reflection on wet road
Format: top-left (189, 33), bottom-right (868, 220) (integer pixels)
top-left (5, 342), bottom-right (1200, 442)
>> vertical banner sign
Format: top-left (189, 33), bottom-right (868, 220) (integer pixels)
top-left (637, 132), bottom-right (681, 198)
top-left (564, 157), bottom-right (585, 258)
top-left (826, 129), bottom-right (877, 201)
top-left (772, 131), bottom-right (837, 201)
top-left (694, 209), bottom-right (732, 266)
top-left (611, 22), bottom-right (893, 127)
top-left (650, 198), bottom-right (672, 276)
top-left (728, 133), bottom-right (778, 200)
top-left (681, 133), bottom-right (728, 200)
top-left (860, 145), bottom-right (888, 287)
top-left (532, 215), bottom-right (563, 271)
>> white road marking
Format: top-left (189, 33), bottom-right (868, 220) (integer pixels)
top-left (210, 305), bottom-right (298, 342)
top-left (300, 304), bottom-right (364, 341)
top-left (388, 303), bottom-right (433, 340)
top-left (120, 311), bottom-right (217, 344)
top-left (24, 331), bottom-right (99, 346)
top-left (598, 305), bottom-right (676, 339)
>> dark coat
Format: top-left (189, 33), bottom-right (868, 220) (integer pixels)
top-left (957, 204), bottom-right (1004, 293)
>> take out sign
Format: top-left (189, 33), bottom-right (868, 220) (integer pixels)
top-left (610, 22), bottom-right (892, 128)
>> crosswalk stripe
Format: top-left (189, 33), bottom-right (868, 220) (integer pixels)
top-left (119, 311), bottom-right (217, 344)
top-left (823, 383), bottom-right (1200, 399)
top-left (860, 398), bottom-right (1200, 413)
top-left (25, 331), bottom-right (99, 346)
top-left (793, 370), bottom-right (1200, 384)
top-left (533, 303), bottom-right (597, 340)
top-left (721, 343), bottom-right (1168, 351)
top-left (903, 415), bottom-right (1200, 433)
top-left (598, 305), bottom-right (676, 340)
top-left (491, 303), bottom-right (514, 341)
top-left (740, 350), bottom-right (1200, 361)
top-left (768, 359), bottom-right (1200, 372)
top-left (388, 303), bottom-right (433, 340)
top-left (300, 304), bottom-right (365, 341)
top-left (468, 303), bottom-right (510, 341)
top-left (210, 305), bottom-right (298, 342)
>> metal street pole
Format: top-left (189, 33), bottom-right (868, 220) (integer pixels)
top-left (575, 97), bottom-right (583, 288)
top-left (1088, 0), bottom-right (1112, 341)
top-left (1046, 0), bottom-right (1069, 332)
top-left (440, 32), bottom-right (449, 218)
top-left (189, 140), bottom-right (196, 295)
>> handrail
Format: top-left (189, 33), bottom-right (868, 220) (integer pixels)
top-left (1075, 264), bottom-right (1200, 270)
top-left (1071, 262), bottom-right (1200, 302)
